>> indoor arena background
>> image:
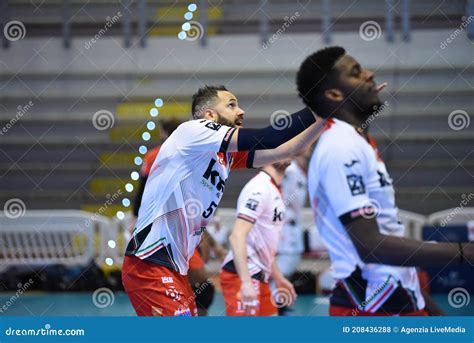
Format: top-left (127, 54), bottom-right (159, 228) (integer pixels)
top-left (0, 0), bottom-right (473, 316)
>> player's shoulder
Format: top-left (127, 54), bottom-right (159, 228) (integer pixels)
top-left (241, 172), bottom-right (272, 197)
top-left (177, 118), bottom-right (225, 133)
top-left (315, 118), bottom-right (365, 156)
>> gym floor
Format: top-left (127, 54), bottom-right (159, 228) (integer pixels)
top-left (0, 293), bottom-right (471, 316)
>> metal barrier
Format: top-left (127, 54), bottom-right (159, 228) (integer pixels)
top-left (427, 207), bottom-right (474, 225)
top-left (1, 208), bottom-right (472, 270)
top-left (0, 210), bottom-right (114, 272)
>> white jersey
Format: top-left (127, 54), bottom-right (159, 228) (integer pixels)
top-left (278, 161), bottom-right (307, 254)
top-left (308, 118), bottom-right (424, 313)
top-left (125, 119), bottom-right (248, 275)
top-left (222, 171), bottom-right (285, 281)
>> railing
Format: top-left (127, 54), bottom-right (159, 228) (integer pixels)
top-left (1, 207), bottom-right (472, 270)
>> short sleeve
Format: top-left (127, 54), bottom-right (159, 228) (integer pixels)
top-left (177, 119), bottom-right (236, 154)
top-left (320, 143), bottom-right (372, 220)
top-left (235, 181), bottom-right (268, 224)
top-left (230, 151), bottom-right (249, 170)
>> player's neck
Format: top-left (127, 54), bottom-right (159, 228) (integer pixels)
top-left (261, 167), bottom-right (284, 186)
top-left (334, 109), bottom-right (370, 138)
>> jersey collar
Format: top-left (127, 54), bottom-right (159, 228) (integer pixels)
top-left (260, 170), bottom-right (283, 194)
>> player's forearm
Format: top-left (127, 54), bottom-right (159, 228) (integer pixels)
top-left (252, 121), bottom-right (321, 168)
top-left (229, 232), bottom-right (252, 283)
top-left (235, 108), bottom-right (317, 152)
top-left (359, 234), bottom-right (471, 268)
top-left (270, 260), bottom-right (284, 283)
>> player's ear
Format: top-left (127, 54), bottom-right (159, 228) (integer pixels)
top-left (324, 88), bottom-right (344, 102)
top-left (202, 108), bottom-right (217, 121)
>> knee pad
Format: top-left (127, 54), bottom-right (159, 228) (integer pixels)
top-left (193, 281), bottom-right (215, 310)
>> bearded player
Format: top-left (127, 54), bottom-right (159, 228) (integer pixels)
top-left (122, 85), bottom-right (322, 316)
top-left (297, 47), bottom-right (473, 316)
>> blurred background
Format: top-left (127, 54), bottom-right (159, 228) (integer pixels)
top-left (0, 0), bottom-right (473, 316)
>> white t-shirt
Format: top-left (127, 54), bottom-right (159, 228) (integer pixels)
top-left (278, 161), bottom-right (308, 254)
top-left (307, 118), bottom-right (424, 312)
top-left (125, 119), bottom-right (248, 275)
top-left (222, 171), bottom-right (286, 281)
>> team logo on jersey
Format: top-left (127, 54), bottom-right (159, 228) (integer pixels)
top-left (165, 286), bottom-right (182, 301)
top-left (344, 159), bottom-right (360, 168)
top-left (204, 121), bottom-right (222, 131)
top-left (203, 158), bottom-right (226, 192)
top-left (161, 276), bottom-right (173, 284)
top-left (245, 199), bottom-right (259, 211)
top-left (273, 207), bottom-right (283, 222)
top-left (346, 174), bottom-right (366, 195)
top-left (377, 170), bottom-right (392, 187)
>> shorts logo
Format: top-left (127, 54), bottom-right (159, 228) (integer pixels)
top-left (165, 286), bottom-right (182, 301)
top-left (174, 307), bottom-right (192, 316)
top-left (161, 276), bottom-right (173, 284)
top-left (346, 174), bottom-right (365, 195)
top-left (245, 199), bottom-right (259, 211)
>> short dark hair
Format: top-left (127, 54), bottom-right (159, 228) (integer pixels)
top-left (191, 85), bottom-right (228, 118)
top-left (296, 46), bottom-right (345, 117)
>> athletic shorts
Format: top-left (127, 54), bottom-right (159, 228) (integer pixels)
top-left (220, 269), bottom-right (277, 316)
top-left (122, 255), bottom-right (197, 316)
top-left (188, 249), bottom-right (205, 270)
top-left (329, 304), bottom-right (429, 316)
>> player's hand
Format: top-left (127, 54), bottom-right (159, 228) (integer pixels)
top-left (240, 280), bottom-right (258, 315)
top-left (274, 277), bottom-right (297, 306)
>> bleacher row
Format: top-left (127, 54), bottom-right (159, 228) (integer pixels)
top-left (0, 208), bottom-right (473, 275)
top-left (1, 1), bottom-right (473, 220)
top-left (5, 0), bottom-right (467, 38)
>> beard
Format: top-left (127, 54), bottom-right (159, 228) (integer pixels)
top-left (348, 92), bottom-right (383, 124)
top-left (215, 112), bottom-right (238, 128)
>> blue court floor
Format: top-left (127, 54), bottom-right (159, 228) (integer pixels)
top-left (0, 292), bottom-right (472, 316)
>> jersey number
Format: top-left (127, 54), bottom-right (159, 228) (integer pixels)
top-left (203, 201), bottom-right (218, 218)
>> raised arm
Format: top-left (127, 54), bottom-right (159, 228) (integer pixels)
top-left (227, 108), bottom-right (319, 153)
